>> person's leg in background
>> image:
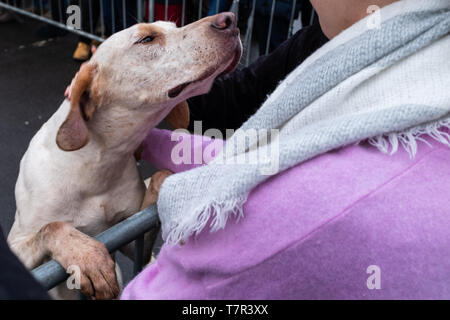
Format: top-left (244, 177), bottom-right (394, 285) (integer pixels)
top-left (116, 0), bottom-right (137, 29)
top-left (102, 0), bottom-right (121, 33)
top-left (73, 0), bottom-right (101, 61)
top-left (236, 0), bottom-right (252, 34)
top-left (0, 0), bottom-right (23, 23)
top-left (207, 0), bottom-right (232, 16)
top-left (255, 0), bottom-right (275, 54)
top-left (100, 0), bottom-right (137, 34)
top-left (49, 0), bottom-right (65, 22)
top-left (255, 0), bottom-right (303, 55)
top-left (99, 0), bottom-right (113, 37)
top-left (36, 0), bottom-right (68, 37)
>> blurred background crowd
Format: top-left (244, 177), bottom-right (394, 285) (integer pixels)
top-left (0, 0), bottom-right (317, 62)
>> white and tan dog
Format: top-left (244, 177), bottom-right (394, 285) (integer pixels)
top-left (8, 13), bottom-right (241, 299)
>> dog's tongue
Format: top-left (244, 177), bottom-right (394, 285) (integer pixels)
top-left (168, 82), bottom-right (190, 98)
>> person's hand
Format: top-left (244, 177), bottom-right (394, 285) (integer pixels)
top-left (64, 45), bottom-right (97, 101)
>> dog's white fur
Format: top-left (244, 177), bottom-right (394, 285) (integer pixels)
top-left (8, 15), bottom-right (241, 299)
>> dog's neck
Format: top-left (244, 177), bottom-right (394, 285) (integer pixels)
top-left (54, 99), bottom-right (175, 160)
top-left (94, 104), bottom-right (170, 154)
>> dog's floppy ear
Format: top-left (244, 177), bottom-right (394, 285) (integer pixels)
top-left (56, 63), bottom-right (98, 151)
top-left (165, 100), bottom-right (190, 130)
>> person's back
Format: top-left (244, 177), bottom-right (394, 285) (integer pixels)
top-left (122, 127), bottom-right (450, 299)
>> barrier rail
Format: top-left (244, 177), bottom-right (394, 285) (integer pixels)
top-left (0, 0), bottom-right (315, 66)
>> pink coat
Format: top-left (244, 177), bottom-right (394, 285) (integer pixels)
top-left (122, 128), bottom-right (450, 299)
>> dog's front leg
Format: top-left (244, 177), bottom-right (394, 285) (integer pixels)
top-left (120, 170), bottom-right (173, 264)
top-left (9, 222), bottom-right (119, 299)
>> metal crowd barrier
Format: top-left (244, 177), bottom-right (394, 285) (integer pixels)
top-left (31, 205), bottom-right (159, 291)
top-left (0, 0), bottom-right (315, 66)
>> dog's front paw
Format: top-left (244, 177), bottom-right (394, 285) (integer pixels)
top-left (45, 222), bottom-right (119, 299)
top-left (141, 169), bottom-right (173, 210)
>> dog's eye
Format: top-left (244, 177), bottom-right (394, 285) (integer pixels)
top-left (139, 36), bottom-right (155, 44)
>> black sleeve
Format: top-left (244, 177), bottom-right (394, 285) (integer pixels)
top-left (0, 228), bottom-right (50, 300)
top-left (187, 24), bottom-right (329, 134)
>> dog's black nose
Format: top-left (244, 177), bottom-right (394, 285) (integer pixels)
top-left (211, 12), bottom-right (236, 31)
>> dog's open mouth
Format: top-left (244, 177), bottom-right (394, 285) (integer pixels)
top-left (168, 44), bottom-right (242, 99)
top-left (168, 83), bottom-right (191, 99)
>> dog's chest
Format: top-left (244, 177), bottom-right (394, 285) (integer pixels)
top-left (15, 136), bottom-right (146, 238)
top-left (70, 171), bottom-right (146, 237)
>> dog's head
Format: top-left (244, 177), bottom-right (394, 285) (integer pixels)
top-left (57, 13), bottom-right (242, 151)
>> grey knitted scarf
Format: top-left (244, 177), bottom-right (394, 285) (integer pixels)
top-left (158, 0), bottom-right (450, 244)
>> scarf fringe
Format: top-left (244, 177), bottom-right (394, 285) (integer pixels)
top-left (165, 118), bottom-right (450, 245)
top-left (164, 194), bottom-right (248, 245)
top-left (166, 119), bottom-right (450, 245)
top-left (368, 118), bottom-right (450, 158)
